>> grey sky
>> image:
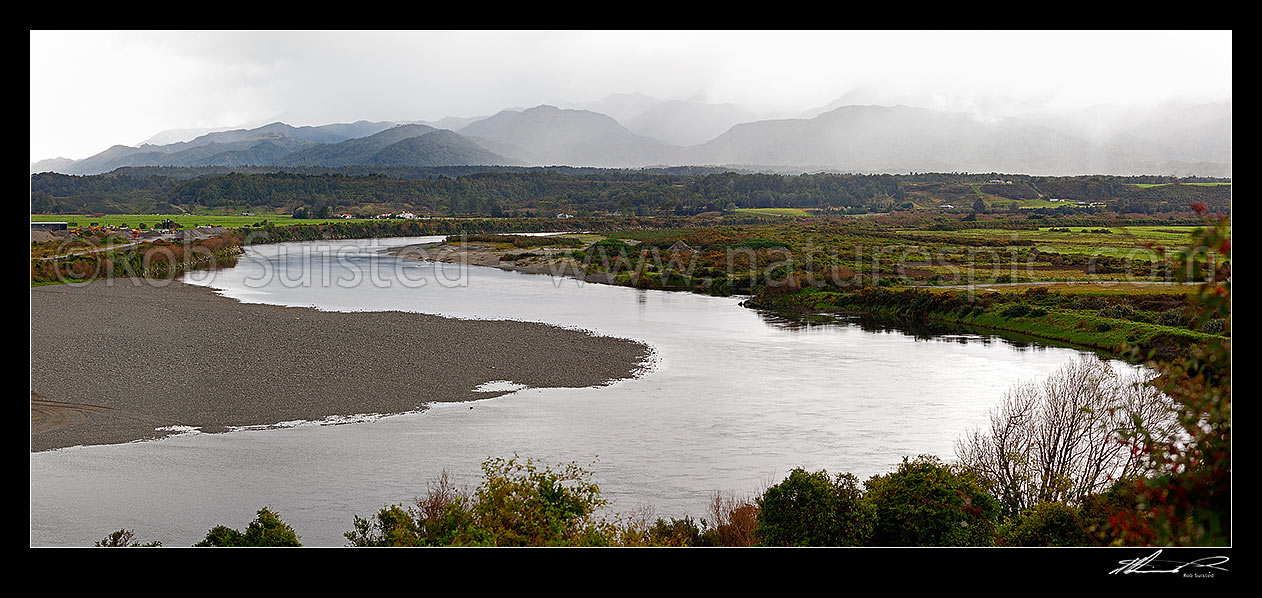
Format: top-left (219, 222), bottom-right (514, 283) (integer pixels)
top-left (30, 30), bottom-right (1232, 162)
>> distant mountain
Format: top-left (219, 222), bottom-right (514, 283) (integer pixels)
top-left (30, 157), bottom-right (77, 175)
top-left (52, 121), bottom-right (399, 175)
top-left (368, 130), bottom-right (520, 167)
top-left (278, 124), bottom-right (439, 166)
top-left (623, 100), bottom-right (759, 146)
top-left (458, 105), bottom-right (676, 167)
top-left (176, 121), bottom-right (386, 148)
top-left (161, 137), bottom-right (319, 167)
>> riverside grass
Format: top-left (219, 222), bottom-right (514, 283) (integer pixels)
top-left (749, 285), bottom-right (1224, 363)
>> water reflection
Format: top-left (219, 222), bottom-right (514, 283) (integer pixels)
top-left (756, 308), bottom-right (1098, 353)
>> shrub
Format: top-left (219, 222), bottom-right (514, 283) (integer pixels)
top-left (755, 468), bottom-right (874, 546)
top-left (998, 502), bottom-right (1091, 546)
top-left (1000, 303), bottom-right (1031, 317)
top-left (646, 517), bottom-right (705, 547)
top-left (701, 491), bottom-right (759, 547)
top-left (1199, 318), bottom-right (1225, 334)
top-left (347, 457), bottom-right (612, 547)
top-left (1157, 306), bottom-right (1189, 327)
top-left (1099, 303), bottom-right (1135, 319)
top-left (195, 507), bottom-right (302, 547)
top-left (95, 529), bottom-right (162, 547)
top-left (864, 455), bottom-right (999, 546)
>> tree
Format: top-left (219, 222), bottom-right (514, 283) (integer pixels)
top-left (701, 491), bottom-right (759, 547)
top-left (194, 507), bottom-right (302, 547)
top-left (95, 529), bottom-right (161, 547)
top-left (955, 356), bottom-right (1178, 521)
top-left (864, 455), bottom-right (999, 546)
top-left (345, 471), bottom-right (476, 547)
top-left (470, 456), bottom-right (610, 546)
top-left (998, 502), bottom-right (1091, 547)
top-left (972, 197), bottom-right (987, 213)
top-left (754, 468), bottom-right (874, 546)
top-left (346, 457), bottom-right (613, 547)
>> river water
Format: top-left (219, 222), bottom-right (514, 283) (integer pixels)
top-left (30, 236), bottom-right (1140, 546)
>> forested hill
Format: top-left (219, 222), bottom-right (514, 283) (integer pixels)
top-left (29, 168), bottom-right (1231, 217)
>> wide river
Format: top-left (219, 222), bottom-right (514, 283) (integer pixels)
top-left (30, 236), bottom-right (1140, 546)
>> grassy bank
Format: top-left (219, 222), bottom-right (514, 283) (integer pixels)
top-left (747, 285), bottom-right (1225, 362)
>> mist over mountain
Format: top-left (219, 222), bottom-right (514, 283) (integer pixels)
top-left (415, 115), bottom-right (488, 131)
top-left (680, 105), bottom-right (1097, 174)
top-left (623, 100), bottom-right (759, 147)
top-left (457, 105), bottom-right (674, 167)
top-left (139, 126), bottom-right (234, 146)
top-left (30, 95), bottom-right (1231, 177)
top-left (560, 92), bottom-right (664, 123)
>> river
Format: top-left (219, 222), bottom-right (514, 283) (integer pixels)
top-left (30, 236), bottom-right (1142, 546)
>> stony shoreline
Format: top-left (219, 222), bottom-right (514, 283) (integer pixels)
top-left (29, 279), bottom-right (652, 452)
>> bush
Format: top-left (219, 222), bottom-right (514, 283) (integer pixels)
top-left (1157, 306), bottom-right (1189, 327)
top-left (95, 529), bottom-right (162, 547)
top-left (1199, 318), bottom-right (1225, 334)
top-left (701, 491), bottom-right (759, 547)
top-left (1099, 303), bottom-right (1135, 319)
top-left (864, 455), bottom-right (999, 546)
top-left (195, 507), bottom-right (302, 547)
top-left (998, 502), bottom-right (1091, 546)
top-left (1000, 303), bottom-right (1033, 317)
top-left (755, 468), bottom-right (874, 546)
top-left (347, 457), bottom-right (613, 547)
top-left (646, 517), bottom-right (705, 547)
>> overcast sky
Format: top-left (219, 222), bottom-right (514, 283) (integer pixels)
top-left (30, 30), bottom-right (1232, 162)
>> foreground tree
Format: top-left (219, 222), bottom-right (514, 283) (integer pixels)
top-left (754, 468), bottom-right (874, 546)
top-left (997, 502), bottom-right (1091, 547)
top-left (346, 456), bottom-right (614, 547)
top-left (955, 356), bottom-right (1178, 521)
top-left (195, 507), bottom-right (302, 547)
top-left (94, 529), bottom-right (161, 547)
top-left (864, 455), bottom-right (999, 546)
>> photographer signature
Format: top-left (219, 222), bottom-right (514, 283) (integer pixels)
top-left (1109, 550), bottom-right (1229, 575)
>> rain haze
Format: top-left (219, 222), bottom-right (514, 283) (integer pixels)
top-left (30, 30), bottom-right (1231, 164)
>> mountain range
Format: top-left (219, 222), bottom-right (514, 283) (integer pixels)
top-left (31, 95), bottom-right (1232, 177)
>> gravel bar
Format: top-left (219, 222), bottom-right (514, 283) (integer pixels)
top-left (30, 280), bottom-right (652, 452)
